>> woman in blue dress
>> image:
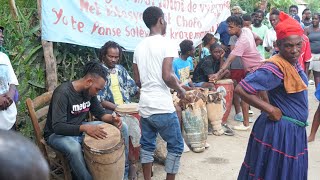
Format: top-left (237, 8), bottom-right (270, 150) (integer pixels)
top-left (236, 12), bottom-right (308, 180)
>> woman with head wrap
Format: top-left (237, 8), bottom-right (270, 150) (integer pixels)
top-left (236, 12), bottom-right (308, 180)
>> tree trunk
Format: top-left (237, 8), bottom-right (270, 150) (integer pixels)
top-left (42, 41), bottom-right (58, 91)
top-left (9, 0), bottom-right (18, 19)
top-left (37, 0), bottom-right (58, 91)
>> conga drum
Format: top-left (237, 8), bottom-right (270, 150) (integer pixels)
top-left (115, 103), bottom-right (141, 162)
top-left (83, 123), bottom-right (125, 180)
top-left (214, 79), bottom-right (234, 123)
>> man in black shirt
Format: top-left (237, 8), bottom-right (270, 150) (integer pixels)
top-left (192, 43), bottom-right (230, 85)
top-left (44, 61), bottom-right (129, 180)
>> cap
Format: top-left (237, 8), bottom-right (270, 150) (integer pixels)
top-left (231, 6), bottom-right (247, 15)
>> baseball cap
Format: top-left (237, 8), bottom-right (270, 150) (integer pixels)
top-left (231, 6), bottom-right (247, 15)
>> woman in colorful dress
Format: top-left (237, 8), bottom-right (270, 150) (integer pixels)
top-left (236, 12), bottom-right (308, 180)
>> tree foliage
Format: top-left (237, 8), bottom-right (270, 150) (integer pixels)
top-left (231, 0), bottom-right (299, 14)
top-left (305, 0), bottom-right (320, 13)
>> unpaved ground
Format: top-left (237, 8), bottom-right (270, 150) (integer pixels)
top-left (138, 85), bottom-right (320, 180)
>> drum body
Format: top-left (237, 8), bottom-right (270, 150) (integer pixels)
top-left (206, 91), bottom-right (224, 135)
top-left (115, 103), bottom-right (141, 162)
top-left (83, 123), bottom-right (125, 180)
top-left (181, 91), bottom-right (207, 153)
top-left (214, 79), bottom-right (234, 123)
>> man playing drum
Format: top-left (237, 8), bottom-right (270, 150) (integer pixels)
top-left (44, 61), bottom-right (129, 180)
top-left (133, 6), bottom-right (186, 180)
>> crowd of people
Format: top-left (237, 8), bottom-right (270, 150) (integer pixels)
top-left (1, 2), bottom-right (320, 180)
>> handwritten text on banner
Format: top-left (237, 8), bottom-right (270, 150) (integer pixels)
top-left (42, 0), bottom-right (230, 51)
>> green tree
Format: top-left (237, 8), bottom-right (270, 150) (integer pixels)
top-left (305, 0), bottom-right (320, 13)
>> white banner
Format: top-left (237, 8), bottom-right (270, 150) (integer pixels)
top-left (42, 0), bottom-right (231, 51)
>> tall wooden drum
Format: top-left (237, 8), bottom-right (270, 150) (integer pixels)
top-left (83, 123), bottom-right (125, 180)
top-left (115, 103), bottom-right (141, 163)
top-left (115, 103), bottom-right (140, 120)
top-left (214, 79), bottom-right (234, 123)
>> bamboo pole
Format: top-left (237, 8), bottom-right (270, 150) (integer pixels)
top-left (37, 0), bottom-right (58, 91)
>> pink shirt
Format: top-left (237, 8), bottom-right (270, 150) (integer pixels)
top-left (231, 28), bottom-right (263, 72)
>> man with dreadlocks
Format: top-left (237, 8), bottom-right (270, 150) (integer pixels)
top-left (44, 61), bottom-right (129, 180)
top-left (98, 41), bottom-right (139, 113)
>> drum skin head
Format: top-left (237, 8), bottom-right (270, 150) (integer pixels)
top-left (83, 123), bottom-right (121, 153)
top-left (115, 103), bottom-right (139, 113)
top-left (215, 79), bottom-right (233, 84)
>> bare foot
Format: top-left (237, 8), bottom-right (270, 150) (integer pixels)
top-left (308, 136), bottom-right (315, 142)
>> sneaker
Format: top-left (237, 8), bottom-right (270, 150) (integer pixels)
top-left (309, 80), bottom-right (315, 85)
top-left (234, 113), bottom-right (243, 122)
top-left (221, 123), bottom-right (234, 136)
top-left (249, 118), bottom-right (254, 123)
top-left (233, 124), bottom-right (250, 131)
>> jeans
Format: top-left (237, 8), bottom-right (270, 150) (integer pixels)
top-left (140, 112), bottom-right (184, 174)
top-left (47, 121), bottom-right (129, 180)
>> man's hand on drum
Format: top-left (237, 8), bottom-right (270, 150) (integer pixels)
top-left (208, 73), bottom-right (219, 83)
top-left (82, 125), bottom-right (107, 139)
top-left (112, 116), bottom-right (122, 129)
top-left (177, 87), bottom-right (186, 99)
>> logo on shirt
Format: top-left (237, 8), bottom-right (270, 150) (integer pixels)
top-left (71, 101), bottom-right (91, 115)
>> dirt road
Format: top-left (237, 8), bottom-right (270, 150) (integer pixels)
top-left (143, 85), bottom-right (320, 180)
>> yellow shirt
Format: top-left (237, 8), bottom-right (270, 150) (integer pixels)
top-left (110, 73), bottom-right (124, 105)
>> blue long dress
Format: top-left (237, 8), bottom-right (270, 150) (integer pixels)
top-left (237, 62), bottom-right (308, 180)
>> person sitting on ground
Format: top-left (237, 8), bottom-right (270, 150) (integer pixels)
top-left (192, 43), bottom-right (230, 86)
top-left (193, 42), bottom-right (234, 136)
top-left (200, 33), bottom-right (216, 59)
top-left (173, 39), bottom-right (195, 90)
top-left (43, 61), bottom-right (129, 180)
top-left (0, 51), bottom-right (18, 130)
top-left (0, 130), bottom-right (49, 180)
top-left (98, 41), bottom-right (139, 113)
